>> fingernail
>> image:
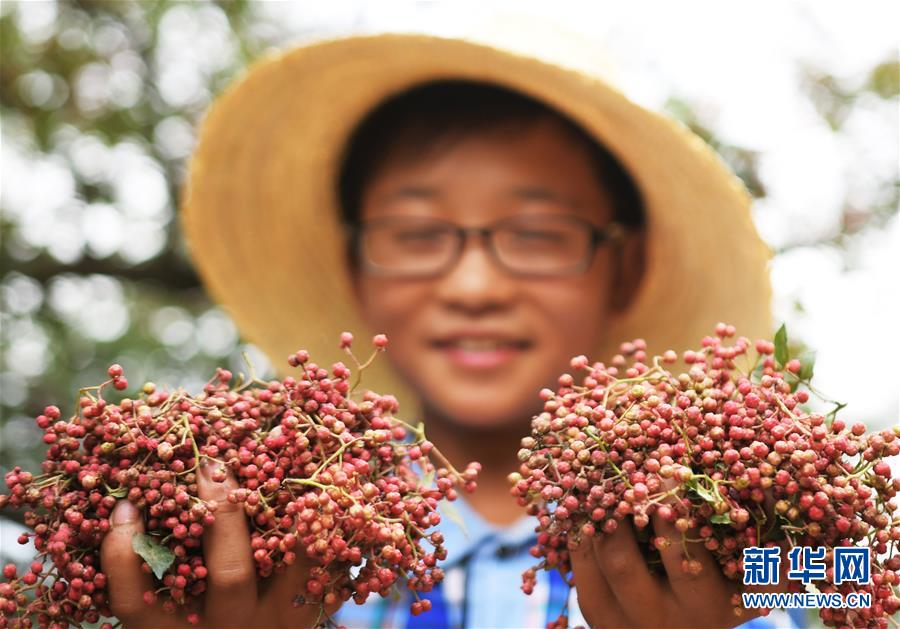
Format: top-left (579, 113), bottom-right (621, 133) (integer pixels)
top-left (199, 459), bottom-right (218, 481)
top-left (111, 500), bottom-right (139, 526)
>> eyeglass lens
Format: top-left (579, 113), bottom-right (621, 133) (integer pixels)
top-left (360, 215), bottom-right (598, 276)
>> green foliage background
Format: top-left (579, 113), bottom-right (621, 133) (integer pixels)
top-left (2, 1), bottom-right (272, 483)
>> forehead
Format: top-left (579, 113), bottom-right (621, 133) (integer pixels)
top-left (360, 118), bottom-right (616, 224)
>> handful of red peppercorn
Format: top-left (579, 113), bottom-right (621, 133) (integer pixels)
top-left (1, 333), bottom-right (479, 628)
top-left (512, 324), bottom-right (899, 629)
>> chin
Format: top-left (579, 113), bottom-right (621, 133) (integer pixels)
top-left (426, 392), bottom-right (539, 433)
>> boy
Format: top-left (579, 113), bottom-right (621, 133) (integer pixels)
top-left (102, 33), bottom-right (791, 628)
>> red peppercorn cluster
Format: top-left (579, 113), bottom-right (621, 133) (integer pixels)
top-left (0, 334), bottom-right (479, 628)
top-left (511, 324), bottom-right (899, 629)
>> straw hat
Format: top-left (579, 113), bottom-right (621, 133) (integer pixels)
top-left (181, 31), bottom-right (774, 413)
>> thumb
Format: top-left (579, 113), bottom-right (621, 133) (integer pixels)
top-left (101, 500), bottom-right (157, 625)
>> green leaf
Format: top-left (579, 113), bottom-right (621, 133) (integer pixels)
top-left (869, 60), bottom-right (900, 99)
top-left (773, 324), bottom-right (789, 368)
top-left (798, 350), bottom-right (816, 382)
top-left (104, 484), bottom-right (127, 498)
top-left (132, 533), bottom-right (175, 579)
top-left (439, 499), bottom-right (469, 539)
top-left (751, 360), bottom-right (765, 383)
top-left (686, 478), bottom-right (718, 504)
top-left (710, 513), bottom-right (732, 524)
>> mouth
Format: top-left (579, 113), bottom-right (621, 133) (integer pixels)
top-left (430, 336), bottom-right (533, 370)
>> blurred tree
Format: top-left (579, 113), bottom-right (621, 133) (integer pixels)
top-left (0, 0), bottom-right (274, 530)
top-left (664, 97), bottom-right (768, 200)
top-left (788, 59), bottom-right (900, 253)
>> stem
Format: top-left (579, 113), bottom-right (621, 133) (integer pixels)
top-left (394, 418), bottom-right (425, 439)
top-left (846, 462), bottom-right (875, 480)
top-left (310, 438), bottom-right (362, 481)
top-left (426, 445), bottom-right (462, 478)
top-left (283, 478), bottom-right (361, 508)
top-left (671, 420), bottom-right (695, 467)
top-left (347, 348), bottom-right (383, 393)
top-left (646, 487), bottom-right (682, 506)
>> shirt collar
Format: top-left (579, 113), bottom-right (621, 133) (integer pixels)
top-left (437, 496), bottom-right (537, 566)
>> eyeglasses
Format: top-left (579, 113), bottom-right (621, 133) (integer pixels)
top-left (348, 214), bottom-right (624, 278)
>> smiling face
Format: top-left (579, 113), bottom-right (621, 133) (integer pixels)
top-left (350, 116), bottom-right (642, 430)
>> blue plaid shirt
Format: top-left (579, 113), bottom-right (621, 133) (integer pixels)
top-left (336, 498), bottom-right (807, 629)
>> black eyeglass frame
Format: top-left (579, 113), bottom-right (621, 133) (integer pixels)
top-left (345, 214), bottom-right (626, 278)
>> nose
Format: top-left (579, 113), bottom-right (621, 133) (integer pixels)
top-left (433, 232), bottom-right (517, 314)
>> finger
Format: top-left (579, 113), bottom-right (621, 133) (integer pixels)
top-left (101, 500), bottom-right (159, 628)
top-left (593, 518), bottom-right (668, 626)
top-left (651, 501), bottom-right (733, 605)
top-left (718, 540), bottom-right (792, 627)
top-left (198, 460), bottom-right (257, 627)
top-left (569, 535), bottom-right (629, 629)
top-left (650, 476), bottom-right (735, 601)
top-left (756, 490), bottom-right (793, 594)
top-left (261, 548), bottom-right (336, 625)
top-left (262, 564), bottom-right (343, 627)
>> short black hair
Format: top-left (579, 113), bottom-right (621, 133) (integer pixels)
top-left (337, 80), bottom-right (645, 228)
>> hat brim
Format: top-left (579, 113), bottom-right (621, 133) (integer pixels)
top-left (182, 33), bottom-right (773, 415)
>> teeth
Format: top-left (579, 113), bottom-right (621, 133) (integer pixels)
top-left (452, 339), bottom-right (509, 351)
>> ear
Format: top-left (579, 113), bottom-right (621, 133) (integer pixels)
top-left (608, 227), bottom-right (647, 319)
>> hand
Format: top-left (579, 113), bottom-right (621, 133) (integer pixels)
top-left (100, 462), bottom-right (339, 629)
top-left (570, 508), bottom-right (789, 629)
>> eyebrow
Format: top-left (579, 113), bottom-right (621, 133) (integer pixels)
top-left (509, 186), bottom-right (583, 210)
top-left (379, 186), bottom-right (439, 205)
top-left (377, 185), bottom-right (584, 211)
